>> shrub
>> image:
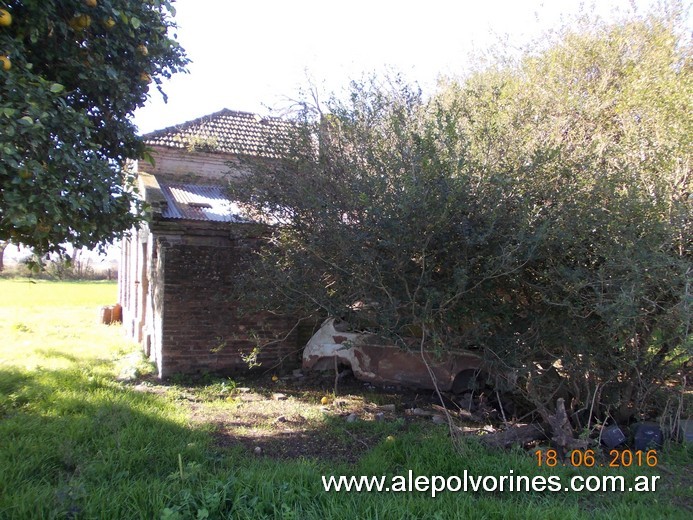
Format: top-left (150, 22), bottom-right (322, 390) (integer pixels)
top-left (231, 6), bottom-right (691, 433)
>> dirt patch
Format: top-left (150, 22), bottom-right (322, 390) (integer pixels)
top-left (212, 419), bottom-right (382, 463)
top-left (132, 370), bottom-right (482, 462)
top-left (192, 376), bottom-right (412, 462)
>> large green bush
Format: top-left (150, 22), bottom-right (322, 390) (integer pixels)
top-left (231, 7), bottom-right (691, 431)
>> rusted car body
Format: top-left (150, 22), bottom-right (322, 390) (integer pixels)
top-left (302, 318), bottom-right (483, 392)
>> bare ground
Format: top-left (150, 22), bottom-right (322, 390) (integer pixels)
top-left (133, 370), bottom-right (493, 462)
top-left (127, 369), bottom-right (691, 512)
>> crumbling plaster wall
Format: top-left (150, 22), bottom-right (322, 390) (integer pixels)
top-left (141, 145), bottom-right (252, 185)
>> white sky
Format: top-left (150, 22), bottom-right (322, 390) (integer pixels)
top-left (133, 0), bottom-right (670, 134)
top-left (6, 0), bottom-right (675, 264)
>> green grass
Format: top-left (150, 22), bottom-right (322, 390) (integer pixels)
top-left (0, 279), bottom-right (690, 519)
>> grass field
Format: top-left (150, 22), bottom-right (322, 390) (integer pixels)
top-left (0, 279), bottom-right (690, 519)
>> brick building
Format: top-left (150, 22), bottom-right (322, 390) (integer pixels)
top-left (119, 109), bottom-right (299, 378)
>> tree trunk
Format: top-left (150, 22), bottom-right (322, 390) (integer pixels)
top-left (545, 398), bottom-right (589, 455)
top-left (0, 241), bottom-right (7, 273)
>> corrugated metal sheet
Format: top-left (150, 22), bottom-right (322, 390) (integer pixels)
top-left (159, 182), bottom-right (248, 222)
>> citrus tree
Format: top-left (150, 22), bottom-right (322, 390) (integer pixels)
top-left (0, 0), bottom-right (187, 253)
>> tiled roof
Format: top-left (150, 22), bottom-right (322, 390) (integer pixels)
top-left (143, 108), bottom-right (293, 158)
top-left (159, 181), bottom-right (250, 223)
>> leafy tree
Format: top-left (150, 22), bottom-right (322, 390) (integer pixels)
top-left (435, 8), bottom-right (692, 424)
top-left (232, 6), bottom-right (691, 429)
top-left (0, 0), bottom-right (187, 253)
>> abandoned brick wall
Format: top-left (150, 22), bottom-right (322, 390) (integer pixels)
top-left (156, 236), bottom-right (299, 377)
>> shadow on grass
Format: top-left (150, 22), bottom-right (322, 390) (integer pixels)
top-left (168, 372), bottom-right (693, 516)
top-left (0, 366), bottom-right (215, 519)
top-left (5, 365), bottom-right (686, 519)
top-left (34, 348), bottom-right (80, 363)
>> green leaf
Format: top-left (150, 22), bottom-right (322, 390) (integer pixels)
top-left (0, 1), bottom-right (186, 253)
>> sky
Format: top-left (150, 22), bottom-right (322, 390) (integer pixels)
top-left (4, 0), bottom-right (674, 264)
top-left (132, 0), bottom-right (670, 135)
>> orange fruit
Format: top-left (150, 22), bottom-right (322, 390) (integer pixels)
top-left (84, 0), bottom-right (98, 7)
top-left (0, 56), bottom-right (10, 71)
top-left (103, 17), bottom-right (116, 30)
top-left (139, 72), bottom-right (151, 83)
top-left (137, 44), bottom-right (149, 56)
top-left (0, 9), bottom-right (11, 27)
top-left (69, 14), bottom-right (92, 31)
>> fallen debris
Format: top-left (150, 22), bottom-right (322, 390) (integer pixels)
top-left (633, 422), bottom-right (663, 451)
top-left (480, 424), bottom-right (546, 449)
top-left (601, 425), bottom-right (627, 448)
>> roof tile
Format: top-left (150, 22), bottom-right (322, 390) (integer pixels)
top-left (143, 108), bottom-right (293, 158)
